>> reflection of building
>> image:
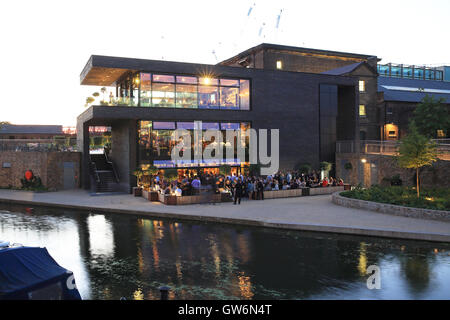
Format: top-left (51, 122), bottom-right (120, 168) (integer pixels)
top-left (77, 49), bottom-right (359, 192)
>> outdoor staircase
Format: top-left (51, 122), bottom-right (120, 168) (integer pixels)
top-left (89, 154), bottom-right (121, 194)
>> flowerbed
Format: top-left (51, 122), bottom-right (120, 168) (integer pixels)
top-left (340, 185), bottom-right (450, 211)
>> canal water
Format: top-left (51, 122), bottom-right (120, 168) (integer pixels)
top-left (0, 203), bottom-right (449, 300)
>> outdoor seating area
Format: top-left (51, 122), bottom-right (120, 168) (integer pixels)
top-left (134, 168), bottom-right (349, 205)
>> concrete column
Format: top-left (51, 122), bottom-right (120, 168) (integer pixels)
top-left (76, 121), bottom-right (90, 190)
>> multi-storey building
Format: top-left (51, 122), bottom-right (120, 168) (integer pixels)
top-left (77, 53), bottom-right (359, 192)
top-left (76, 43), bottom-right (450, 192)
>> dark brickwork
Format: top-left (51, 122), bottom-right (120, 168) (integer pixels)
top-left (220, 45), bottom-right (380, 141)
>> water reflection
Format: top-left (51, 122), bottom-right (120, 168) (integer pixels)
top-left (0, 203), bottom-right (449, 300)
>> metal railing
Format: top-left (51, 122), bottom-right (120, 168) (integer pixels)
top-left (105, 153), bottom-right (120, 183)
top-left (336, 140), bottom-right (450, 160)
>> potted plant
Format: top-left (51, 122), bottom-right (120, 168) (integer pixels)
top-left (145, 165), bottom-right (160, 201)
top-left (132, 169), bottom-right (144, 196)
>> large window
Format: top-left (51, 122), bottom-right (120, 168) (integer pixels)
top-left (152, 83), bottom-right (175, 108)
top-left (403, 67), bottom-right (413, 79)
top-left (220, 86), bottom-right (239, 109)
top-left (135, 73), bottom-right (250, 110)
top-left (138, 121), bottom-right (251, 169)
top-left (414, 68), bottom-right (424, 79)
top-left (199, 85), bottom-right (219, 109)
top-left (176, 84), bottom-right (197, 108)
top-left (239, 80), bottom-right (250, 110)
top-left (425, 69), bottom-right (435, 80)
top-left (138, 121), bottom-right (152, 166)
top-left (140, 73), bottom-right (151, 107)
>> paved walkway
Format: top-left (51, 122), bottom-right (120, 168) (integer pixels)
top-left (0, 189), bottom-right (449, 242)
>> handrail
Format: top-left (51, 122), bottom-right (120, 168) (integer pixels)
top-left (89, 161), bottom-right (101, 183)
top-left (105, 153), bottom-right (120, 183)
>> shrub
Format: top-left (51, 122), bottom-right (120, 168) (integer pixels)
top-left (20, 171), bottom-right (46, 191)
top-left (341, 185), bottom-right (450, 211)
top-left (320, 161), bottom-right (332, 172)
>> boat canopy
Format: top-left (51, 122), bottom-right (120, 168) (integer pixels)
top-left (0, 246), bottom-right (81, 300)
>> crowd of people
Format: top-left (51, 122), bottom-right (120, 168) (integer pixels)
top-left (151, 170), bottom-right (345, 205)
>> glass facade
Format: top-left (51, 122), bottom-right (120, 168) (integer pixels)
top-left (402, 67), bottom-right (413, 78)
top-left (110, 72), bottom-right (251, 110)
top-left (138, 120), bottom-right (251, 169)
top-left (378, 64), bottom-right (444, 81)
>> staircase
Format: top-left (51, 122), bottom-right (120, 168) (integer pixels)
top-left (89, 154), bottom-right (121, 193)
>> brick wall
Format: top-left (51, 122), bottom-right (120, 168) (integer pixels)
top-left (336, 153), bottom-right (450, 188)
top-left (0, 151), bottom-right (81, 190)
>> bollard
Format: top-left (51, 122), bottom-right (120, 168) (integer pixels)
top-left (159, 286), bottom-right (170, 300)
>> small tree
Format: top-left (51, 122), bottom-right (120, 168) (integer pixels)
top-left (396, 125), bottom-right (438, 198)
top-left (411, 95), bottom-right (449, 138)
top-left (320, 161), bottom-right (333, 178)
top-left (132, 169), bottom-right (144, 187)
top-left (143, 165), bottom-right (159, 187)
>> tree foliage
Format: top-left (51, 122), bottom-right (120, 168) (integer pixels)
top-left (319, 161), bottom-right (332, 172)
top-left (411, 95), bottom-right (450, 138)
top-left (396, 124), bottom-right (438, 197)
